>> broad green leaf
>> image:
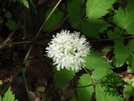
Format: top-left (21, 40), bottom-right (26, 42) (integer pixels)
top-left (17, 0), bottom-right (29, 8)
top-left (113, 0), bottom-right (134, 35)
top-left (96, 84), bottom-right (124, 101)
top-left (3, 87), bottom-right (18, 101)
top-left (5, 20), bottom-right (17, 30)
top-left (114, 41), bottom-right (129, 67)
top-left (77, 74), bottom-right (94, 101)
top-left (67, 0), bottom-right (84, 29)
top-left (84, 51), bottom-right (113, 70)
top-left (53, 68), bottom-right (76, 89)
top-left (86, 0), bottom-right (116, 19)
top-left (81, 18), bottom-right (110, 38)
top-left (123, 85), bottom-right (132, 99)
top-left (92, 68), bottom-right (110, 81)
top-left (127, 39), bottom-right (134, 52)
top-left (43, 8), bottom-right (64, 31)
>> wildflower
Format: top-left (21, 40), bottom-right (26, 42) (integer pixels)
top-left (46, 30), bottom-right (90, 71)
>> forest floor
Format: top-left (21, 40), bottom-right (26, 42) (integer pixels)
top-left (0, 0), bottom-right (133, 101)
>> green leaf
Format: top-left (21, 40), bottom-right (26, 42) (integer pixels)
top-left (107, 27), bottom-right (122, 39)
top-left (123, 85), bottom-right (132, 99)
top-left (17, 0), bottom-right (29, 8)
top-left (100, 72), bottom-right (126, 87)
top-left (43, 8), bottom-right (64, 31)
top-left (114, 41), bottom-right (129, 67)
top-left (81, 18), bottom-right (110, 38)
top-left (77, 74), bottom-right (94, 101)
top-left (53, 68), bottom-right (76, 89)
top-left (127, 39), bottom-right (134, 52)
top-left (4, 11), bottom-right (12, 18)
top-left (113, 0), bottom-right (134, 35)
top-left (5, 20), bottom-right (17, 30)
top-left (3, 87), bottom-right (18, 101)
top-left (84, 51), bottom-right (113, 70)
top-left (92, 68), bottom-right (110, 81)
top-left (67, 0), bottom-right (84, 29)
top-left (86, 0), bottom-right (116, 19)
top-left (96, 84), bottom-right (124, 101)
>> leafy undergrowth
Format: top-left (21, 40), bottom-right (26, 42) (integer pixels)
top-left (0, 0), bottom-right (134, 101)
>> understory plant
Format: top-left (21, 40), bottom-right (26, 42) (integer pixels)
top-left (0, 0), bottom-right (134, 101)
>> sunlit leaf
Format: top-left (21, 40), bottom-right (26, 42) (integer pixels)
top-left (77, 74), bottom-right (94, 101)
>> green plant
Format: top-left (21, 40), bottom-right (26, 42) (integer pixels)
top-left (0, 87), bottom-right (18, 101)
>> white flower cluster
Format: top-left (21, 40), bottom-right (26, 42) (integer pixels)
top-left (46, 30), bottom-right (90, 71)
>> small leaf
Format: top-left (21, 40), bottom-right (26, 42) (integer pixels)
top-left (123, 85), bottom-right (132, 99)
top-left (5, 20), bottom-right (17, 30)
top-left (77, 74), bottom-right (94, 101)
top-left (114, 41), bottom-right (129, 67)
top-left (96, 84), bottom-right (124, 101)
top-left (17, 0), bottom-right (29, 8)
top-left (84, 51), bottom-right (113, 70)
top-left (3, 87), bottom-right (18, 101)
top-left (86, 0), bottom-right (116, 19)
top-left (4, 11), bottom-right (12, 18)
top-left (53, 68), bottom-right (76, 89)
top-left (102, 46), bottom-right (113, 52)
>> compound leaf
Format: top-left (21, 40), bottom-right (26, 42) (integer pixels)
top-left (86, 0), bottom-right (116, 19)
top-left (67, 0), bottom-right (84, 29)
top-left (113, 0), bottom-right (134, 35)
top-left (96, 84), bottom-right (124, 101)
top-left (77, 74), bottom-right (94, 101)
top-left (53, 68), bottom-right (76, 89)
top-left (114, 41), bottom-right (129, 67)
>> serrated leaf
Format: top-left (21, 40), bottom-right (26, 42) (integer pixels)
top-left (92, 68), bottom-right (110, 81)
top-left (127, 39), bottom-right (134, 52)
top-left (81, 18), bottom-right (110, 38)
top-left (67, 0), bottom-right (84, 29)
top-left (84, 51), bottom-right (113, 70)
top-left (77, 74), bottom-right (94, 101)
top-left (114, 41), bottom-right (129, 67)
top-left (43, 8), bottom-right (64, 31)
top-left (113, 0), bottom-right (134, 35)
top-left (123, 85), bottom-right (132, 99)
top-left (3, 87), bottom-right (18, 101)
top-left (96, 84), bottom-right (124, 101)
top-left (17, 0), bottom-right (29, 8)
top-left (53, 68), bottom-right (76, 89)
top-left (86, 0), bottom-right (116, 19)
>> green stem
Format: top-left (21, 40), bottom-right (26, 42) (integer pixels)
top-left (22, 68), bottom-right (32, 101)
top-left (90, 35), bottom-right (134, 42)
top-left (34, 0), bottom-right (62, 40)
top-left (0, 41), bottom-right (32, 46)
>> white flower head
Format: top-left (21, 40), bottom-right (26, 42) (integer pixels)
top-left (46, 30), bottom-right (90, 71)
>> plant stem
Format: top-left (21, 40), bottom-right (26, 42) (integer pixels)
top-left (34, 0), bottom-right (62, 40)
top-left (22, 68), bottom-right (32, 101)
top-left (0, 41), bottom-right (32, 46)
